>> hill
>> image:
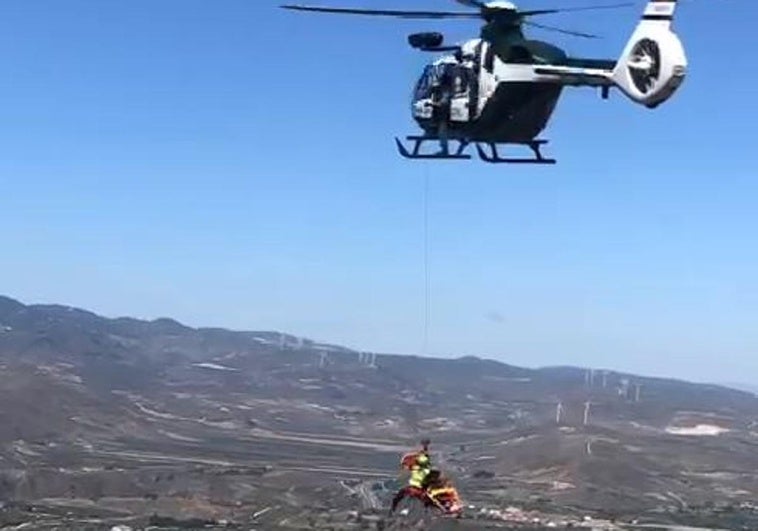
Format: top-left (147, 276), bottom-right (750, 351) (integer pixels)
top-left (1, 294), bottom-right (758, 530)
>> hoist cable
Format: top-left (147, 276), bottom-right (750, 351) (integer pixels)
top-left (423, 165), bottom-right (430, 356)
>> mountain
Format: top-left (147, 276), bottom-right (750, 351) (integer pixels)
top-left (1, 294), bottom-right (758, 530)
top-left (721, 382), bottom-right (758, 396)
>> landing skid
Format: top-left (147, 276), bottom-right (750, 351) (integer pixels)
top-left (395, 136), bottom-right (471, 160)
top-left (476, 140), bottom-right (556, 165)
top-left (395, 136), bottom-right (556, 164)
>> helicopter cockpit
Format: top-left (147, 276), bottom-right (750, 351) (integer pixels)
top-left (411, 58), bottom-right (475, 126)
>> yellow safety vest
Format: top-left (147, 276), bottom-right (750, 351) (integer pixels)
top-left (409, 468), bottom-right (428, 488)
top-left (409, 463), bottom-right (430, 488)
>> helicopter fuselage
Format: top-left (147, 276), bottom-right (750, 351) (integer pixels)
top-left (411, 38), bottom-right (568, 143)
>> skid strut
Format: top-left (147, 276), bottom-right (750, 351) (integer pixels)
top-left (395, 136), bottom-right (472, 160)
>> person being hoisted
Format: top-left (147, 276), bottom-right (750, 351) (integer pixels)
top-left (390, 438), bottom-right (433, 514)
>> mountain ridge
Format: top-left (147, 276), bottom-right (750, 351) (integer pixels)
top-left (2, 293), bottom-right (758, 529)
top-left (1, 293), bottom-right (750, 397)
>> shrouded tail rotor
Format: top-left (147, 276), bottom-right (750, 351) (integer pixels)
top-left (612, 0), bottom-right (686, 108)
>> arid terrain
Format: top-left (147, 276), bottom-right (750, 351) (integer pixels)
top-left (2, 294), bottom-right (758, 530)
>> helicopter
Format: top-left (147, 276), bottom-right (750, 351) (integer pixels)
top-left (281, 0), bottom-right (687, 164)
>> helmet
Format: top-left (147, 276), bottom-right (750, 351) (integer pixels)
top-left (421, 438), bottom-right (431, 449)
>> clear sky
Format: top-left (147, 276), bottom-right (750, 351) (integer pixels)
top-left (1, 0), bottom-right (756, 384)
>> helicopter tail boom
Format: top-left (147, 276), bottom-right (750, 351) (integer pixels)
top-left (527, 0), bottom-right (685, 107)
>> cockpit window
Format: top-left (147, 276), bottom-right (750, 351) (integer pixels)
top-left (413, 65), bottom-right (435, 102)
top-left (413, 63), bottom-right (470, 103)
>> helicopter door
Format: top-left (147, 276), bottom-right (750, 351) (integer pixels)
top-left (477, 41), bottom-right (498, 110)
top-left (448, 65), bottom-right (474, 124)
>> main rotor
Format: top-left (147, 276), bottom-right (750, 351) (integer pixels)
top-left (280, 0), bottom-right (635, 39)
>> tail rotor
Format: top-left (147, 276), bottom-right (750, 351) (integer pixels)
top-left (612, 0), bottom-right (687, 108)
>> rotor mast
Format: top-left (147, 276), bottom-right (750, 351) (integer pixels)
top-left (479, 2), bottom-right (527, 57)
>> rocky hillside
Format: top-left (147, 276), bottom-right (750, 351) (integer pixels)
top-left (1, 294), bottom-right (758, 530)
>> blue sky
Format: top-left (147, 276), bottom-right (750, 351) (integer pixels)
top-left (1, 0), bottom-right (756, 384)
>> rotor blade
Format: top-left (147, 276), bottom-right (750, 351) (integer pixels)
top-left (520, 2), bottom-right (634, 17)
top-left (524, 20), bottom-right (600, 39)
top-left (280, 5), bottom-right (479, 19)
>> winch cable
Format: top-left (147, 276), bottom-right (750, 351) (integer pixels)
top-left (423, 165), bottom-right (431, 357)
